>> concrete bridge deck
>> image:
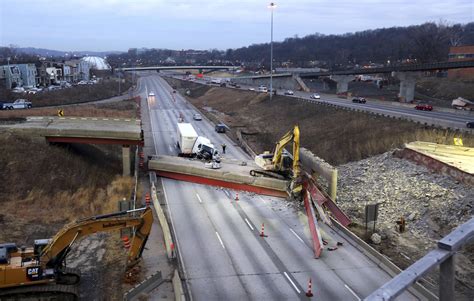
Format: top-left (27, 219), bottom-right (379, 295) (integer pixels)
top-left (10, 116), bottom-right (143, 145)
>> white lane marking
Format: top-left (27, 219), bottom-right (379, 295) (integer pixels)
top-left (196, 193), bottom-right (202, 204)
top-left (244, 218), bottom-right (254, 230)
top-left (259, 196), bottom-right (268, 204)
top-left (344, 284), bottom-right (361, 301)
top-left (224, 190), bottom-right (230, 198)
top-left (289, 228), bottom-right (305, 244)
top-left (283, 272), bottom-right (301, 294)
top-left (215, 232), bottom-right (225, 249)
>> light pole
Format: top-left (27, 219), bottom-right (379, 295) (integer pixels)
top-left (269, 2), bottom-right (276, 100)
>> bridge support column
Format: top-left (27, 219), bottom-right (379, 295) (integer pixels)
top-left (393, 71), bottom-right (422, 103)
top-left (331, 75), bottom-right (353, 94)
top-left (122, 145), bottom-right (131, 176)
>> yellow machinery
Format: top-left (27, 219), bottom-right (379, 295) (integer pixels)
top-left (0, 207), bottom-right (153, 300)
top-left (251, 125), bottom-right (302, 196)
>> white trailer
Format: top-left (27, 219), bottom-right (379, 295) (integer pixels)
top-left (176, 123), bottom-right (220, 161)
top-left (177, 123), bottom-right (198, 155)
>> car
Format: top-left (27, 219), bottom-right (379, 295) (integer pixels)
top-left (193, 113), bottom-right (202, 121)
top-left (77, 80), bottom-right (88, 85)
top-left (284, 90), bottom-right (294, 95)
top-left (248, 88), bottom-right (255, 91)
top-left (234, 84), bottom-right (241, 88)
top-left (310, 93), bottom-right (320, 99)
top-left (415, 104), bottom-right (433, 111)
top-left (148, 92), bottom-right (155, 97)
top-left (11, 87), bottom-right (25, 94)
top-left (215, 123), bottom-right (226, 133)
top-left (466, 121), bottom-right (474, 128)
top-left (352, 97), bottom-right (366, 104)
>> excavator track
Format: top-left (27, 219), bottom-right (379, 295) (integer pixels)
top-left (0, 268), bottom-right (80, 301)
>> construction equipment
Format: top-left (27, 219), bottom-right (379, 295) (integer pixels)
top-left (0, 207), bottom-right (153, 300)
top-left (251, 125), bottom-right (303, 196)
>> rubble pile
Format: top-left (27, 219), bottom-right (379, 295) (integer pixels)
top-left (336, 151), bottom-right (473, 296)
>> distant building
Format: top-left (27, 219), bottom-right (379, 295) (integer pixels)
top-left (0, 65), bottom-right (23, 89)
top-left (448, 45), bottom-right (474, 79)
top-left (17, 64), bottom-right (37, 88)
top-left (81, 56), bottom-right (111, 70)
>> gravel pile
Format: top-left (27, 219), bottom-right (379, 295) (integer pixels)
top-left (335, 151), bottom-right (473, 296)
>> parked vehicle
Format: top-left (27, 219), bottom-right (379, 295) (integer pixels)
top-left (177, 123), bottom-right (220, 161)
top-left (215, 123), bottom-right (227, 133)
top-left (193, 113), bottom-right (202, 121)
top-left (415, 104), bottom-right (433, 111)
top-left (466, 121), bottom-right (474, 128)
top-left (284, 90), bottom-right (294, 95)
top-left (248, 87), bottom-right (255, 91)
top-left (3, 99), bottom-right (32, 110)
top-left (258, 86), bottom-right (268, 93)
top-left (11, 87), bottom-right (25, 94)
top-left (352, 97), bottom-right (366, 104)
top-left (310, 93), bottom-right (320, 99)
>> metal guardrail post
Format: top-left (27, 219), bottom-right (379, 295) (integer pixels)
top-left (439, 255), bottom-right (455, 301)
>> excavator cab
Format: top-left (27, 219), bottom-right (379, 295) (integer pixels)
top-left (34, 239), bottom-right (51, 257)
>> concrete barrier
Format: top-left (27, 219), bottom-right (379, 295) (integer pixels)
top-left (299, 147), bottom-right (338, 200)
top-left (173, 269), bottom-right (185, 301)
top-left (150, 180), bottom-right (175, 259)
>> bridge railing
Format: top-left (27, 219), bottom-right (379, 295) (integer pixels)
top-left (365, 217), bottom-right (474, 301)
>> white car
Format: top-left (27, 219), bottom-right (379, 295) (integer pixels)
top-left (284, 90), bottom-right (294, 95)
top-left (193, 113), bottom-right (202, 121)
top-left (148, 92), bottom-right (155, 97)
top-left (248, 88), bottom-right (255, 91)
top-left (310, 93), bottom-right (321, 99)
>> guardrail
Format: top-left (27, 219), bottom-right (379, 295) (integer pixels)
top-left (365, 217), bottom-right (474, 301)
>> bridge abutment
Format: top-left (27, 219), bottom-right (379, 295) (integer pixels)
top-left (393, 71), bottom-right (422, 102)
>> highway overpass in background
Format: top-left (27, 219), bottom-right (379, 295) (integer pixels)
top-left (117, 65), bottom-right (238, 72)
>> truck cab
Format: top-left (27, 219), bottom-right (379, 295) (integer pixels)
top-left (193, 136), bottom-right (220, 161)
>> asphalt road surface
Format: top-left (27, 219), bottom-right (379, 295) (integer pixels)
top-left (139, 74), bottom-right (419, 301)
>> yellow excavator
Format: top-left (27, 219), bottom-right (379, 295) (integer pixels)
top-left (0, 207), bottom-right (153, 300)
top-left (251, 125), bottom-right (303, 197)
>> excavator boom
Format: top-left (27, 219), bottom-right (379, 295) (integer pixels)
top-left (0, 207), bottom-right (154, 300)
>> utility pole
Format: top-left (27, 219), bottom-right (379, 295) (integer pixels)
top-left (269, 2), bottom-right (276, 101)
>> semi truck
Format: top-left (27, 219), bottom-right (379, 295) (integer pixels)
top-left (177, 123), bottom-right (220, 161)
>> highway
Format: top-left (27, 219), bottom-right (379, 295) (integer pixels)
top-left (176, 74), bottom-right (472, 131)
top-left (138, 74), bottom-right (420, 300)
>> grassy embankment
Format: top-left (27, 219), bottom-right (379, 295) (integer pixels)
top-left (167, 77), bottom-right (473, 165)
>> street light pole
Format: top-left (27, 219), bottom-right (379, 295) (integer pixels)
top-left (269, 2), bottom-right (276, 101)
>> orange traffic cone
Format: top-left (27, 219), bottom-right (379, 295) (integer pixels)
top-left (122, 236), bottom-right (131, 249)
top-left (260, 223), bottom-right (267, 237)
top-left (145, 193), bottom-right (151, 207)
top-left (306, 278), bottom-right (314, 297)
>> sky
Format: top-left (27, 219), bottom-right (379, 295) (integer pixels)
top-left (0, 0), bottom-right (473, 52)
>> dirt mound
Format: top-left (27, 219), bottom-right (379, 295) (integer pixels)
top-left (417, 77), bottom-right (474, 101)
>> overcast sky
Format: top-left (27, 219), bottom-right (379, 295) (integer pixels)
top-left (1, 0), bottom-right (472, 51)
